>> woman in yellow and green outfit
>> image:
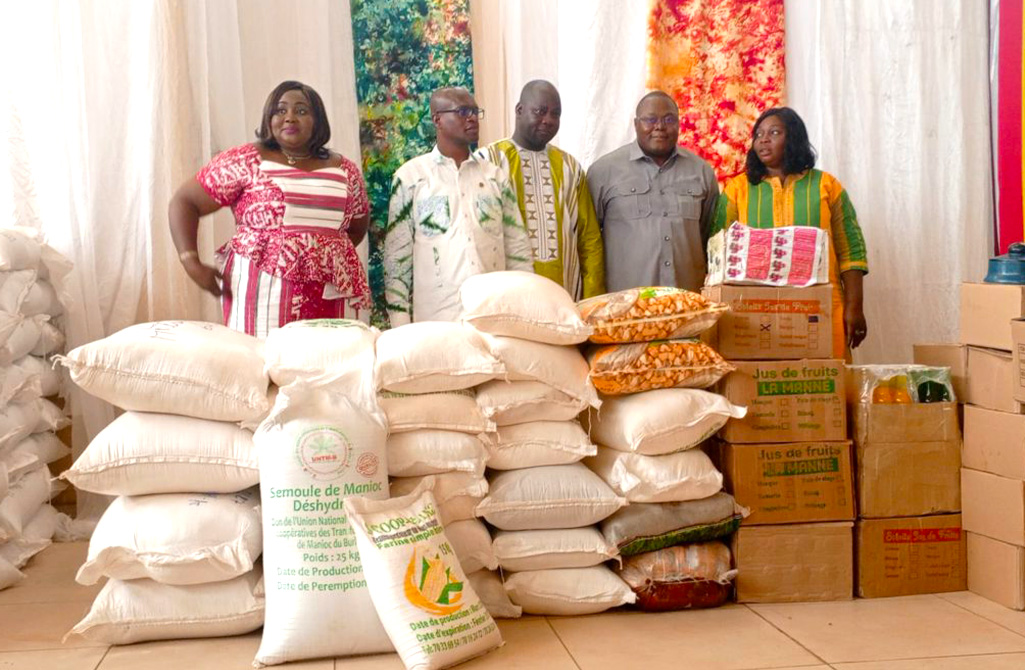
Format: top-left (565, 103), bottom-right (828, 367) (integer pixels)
top-left (713, 107), bottom-right (868, 358)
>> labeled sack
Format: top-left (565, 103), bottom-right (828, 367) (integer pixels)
top-left (587, 340), bottom-right (734, 395)
top-left (62, 411), bottom-right (259, 496)
top-left (477, 464), bottom-right (626, 531)
top-left (76, 488), bottom-right (262, 586)
top-left (587, 389), bottom-right (746, 455)
top-left (376, 321), bottom-right (504, 394)
top-left (485, 420), bottom-right (596, 470)
top-left (56, 321), bottom-right (269, 421)
top-left (387, 430), bottom-right (488, 478)
top-left (492, 527), bottom-right (619, 572)
top-left (467, 570), bottom-right (521, 619)
top-left (264, 318), bottom-right (378, 387)
top-left (0, 464), bottom-right (49, 541)
top-left (380, 390), bottom-right (495, 435)
top-left (616, 542), bottom-right (736, 611)
top-left (390, 472), bottom-right (488, 526)
top-left (67, 569), bottom-right (265, 645)
top-left (344, 480), bottom-right (503, 670)
top-left (578, 287), bottom-right (729, 344)
top-left (460, 270), bottom-right (592, 345)
top-left (585, 448), bottom-right (722, 504)
top-left (485, 335), bottom-right (598, 407)
top-left (504, 566), bottom-right (635, 616)
top-left (475, 380), bottom-right (590, 426)
top-left (254, 384), bottom-right (392, 666)
top-left (445, 519), bottom-right (498, 573)
top-left (600, 493), bottom-right (746, 557)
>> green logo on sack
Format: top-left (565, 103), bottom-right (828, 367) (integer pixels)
top-left (296, 426), bottom-right (352, 481)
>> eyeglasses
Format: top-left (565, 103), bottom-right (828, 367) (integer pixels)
top-left (636, 115), bottom-right (679, 129)
top-left (437, 106), bottom-right (485, 119)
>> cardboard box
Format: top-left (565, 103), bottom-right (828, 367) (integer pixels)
top-left (967, 532), bottom-right (1025, 610)
top-left (857, 439), bottom-right (961, 518)
top-left (1013, 320), bottom-right (1025, 403)
top-left (963, 405), bottom-right (1025, 479)
top-left (732, 522), bottom-right (853, 603)
top-left (851, 401), bottom-right (959, 448)
top-left (856, 514), bottom-right (965, 598)
top-left (720, 441), bottom-right (854, 524)
top-left (960, 283), bottom-right (1025, 351)
top-left (913, 343), bottom-right (968, 404)
top-left (702, 285), bottom-right (833, 360)
top-left (961, 468), bottom-right (1025, 546)
top-left (966, 346), bottom-right (1023, 413)
top-left (719, 360), bottom-right (846, 444)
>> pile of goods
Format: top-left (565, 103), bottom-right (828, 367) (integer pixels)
top-left (0, 227), bottom-right (73, 590)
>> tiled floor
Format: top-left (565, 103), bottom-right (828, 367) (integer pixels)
top-left (3, 544), bottom-right (1025, 669)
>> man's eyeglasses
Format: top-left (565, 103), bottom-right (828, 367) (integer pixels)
top-left (437, 106), bottom-right (485, 119)
top-left (529, 106), bottom-right (562, 119)
top-left (636, 115), bottom-right (679, 129)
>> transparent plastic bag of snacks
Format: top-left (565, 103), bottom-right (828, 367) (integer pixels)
top-left (577, 287), bottom-right (729, 344)
top-left (850, 364), bottom-right (954, 404)
top-left (587, 340), bottom-right (734, 395)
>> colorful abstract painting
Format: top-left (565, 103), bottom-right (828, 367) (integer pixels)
top-left (350, 0), bottom-right (474, 326)
top-left (647, 0), bottom-right (786, 182)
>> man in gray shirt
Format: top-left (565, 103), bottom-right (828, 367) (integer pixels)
top-left (588, 91), bottom-right (719, 292)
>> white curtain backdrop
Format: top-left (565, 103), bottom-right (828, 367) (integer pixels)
top-left (0, 0), bottom-right (361, 517)
top-left (471, 0), bottom-right (650, 167)
top-left (785, 0), bottom-right (992, 363)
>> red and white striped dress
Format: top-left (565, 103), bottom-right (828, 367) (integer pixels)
top-left (196, 143), bottom-right (371, 337)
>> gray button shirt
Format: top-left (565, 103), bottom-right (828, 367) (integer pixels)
top-left (587, 141), bottom-right (719, 293)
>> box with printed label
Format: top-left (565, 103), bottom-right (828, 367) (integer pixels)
top-left (966, 346), bottom-right (1023, 414)
top-left (857, 439), bottom-right (961, 518)
top-left (967, 532), bottom-right (1025, 610)
top-left (913, 343), bottom-right (968, 403)
top-left (732, 522), bottom-right (853, 603)
top-left (719, 441), bottom-right (854, 525)
top-left (960, 283), bottom-right (1025, 351)
top-left (1012, 320), bottom-right (1025, 403)
top-left (856, 514), bottom-right (965, 598)
top-left (719, 360), bottom-right (846, 444)
top-left (963, 405), bottom-right (1025, 479)
top-left (961, 468), bottom-right (1025, 547)
top-left (701, 285), bottom-right (833, 360)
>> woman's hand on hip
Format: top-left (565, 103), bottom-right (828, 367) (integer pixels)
top-left (182, 257), bottom-right (224, 298)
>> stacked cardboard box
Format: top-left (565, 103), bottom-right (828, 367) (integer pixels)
top-left (959, 283), bottom-right (1025, 609)
top-left (705, 285), bottom-right (854, 603)
top-left (848, 378), bottom-right (964, 598)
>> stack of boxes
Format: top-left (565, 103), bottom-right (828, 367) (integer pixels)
top-left (848, 366), bottom-right (964, 598)
top-left (704, 283), bottom-right (855, 602)
top-left (957, 282), bottom-right (1025, 609)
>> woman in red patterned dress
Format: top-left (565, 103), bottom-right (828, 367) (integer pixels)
top-left (169, 80), bottom-right (371, 337)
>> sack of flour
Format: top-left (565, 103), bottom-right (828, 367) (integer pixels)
top-left (492, 527), bottom-right (619, 572)
top-left (56, 321), bottom-right (269, 422)
top-left (0, 464), bottom-right (49, 541)
top-left (345, 479), bottom-right (503, 670)
top-left (390, 472), bottom-right (488, 526)
top-left (0, 401), bottom-right (42, 452)
top-left (504, 566), bottom-right (635, 616)
top-left (485, 421), bottom-right (596, 470)
top-left (387, 430), bottom-right (488, 478)
top-left (67, 568), bottom-right (265, 644)
top-left (264, 318), bottom-right (378, 387)
top-left (12, 355), bottom-right (60, 397)
top-left (467, 570), bottom-right (521, 619)
top-left (254, 383), bottom-right (392, 666)
top-left (30, 322), bottom-right (64, 356)
top-left (584, 447), bottom-right (722, 504)
top-left (0, 229), bottom-right (41, 272)
top-left (62, 412), bottom-right (259, 496)
top-left (0, 315), bottom-right (45, 365)
top-left (484, 335), bottom-right (598, 407)
top-left (475, 380), bottom-right (590, 426)
top-left (445, 519), bottom-right (498, 573)
top-left (0, 364), bottom-right (40, 406)
top-left (12, 432), bottom-right (70, 465)
top-left (0, 270), bottom-right (35, 314)
top-left (380, 391), bottom-right (495, 435)
top-left (376, 322), bottom-right (504, 394)
top-left (21, 279), bottom-right (62, 317)
top-left (460, 271), bottom-right (592, 345)
top-left (76, 488), bottom-right (262, 585)
top-left (0, 503), bottom-right (59, 568)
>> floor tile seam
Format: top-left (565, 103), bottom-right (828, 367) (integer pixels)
top-left (824, 649), bottom-right (1025, 666)
top-left (543, 616), bottom-right (584, 670)
top-left (742, 604), bottom-right (832, 666)
top-left (92, 645), bottom-right (112, 670)
top-left (938, 596), bottom-right (1025, 641)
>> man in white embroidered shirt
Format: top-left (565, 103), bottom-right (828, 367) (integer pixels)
top-left (381, 87), bottom-right (534, 327)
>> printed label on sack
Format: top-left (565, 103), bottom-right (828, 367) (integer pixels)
top-left (296, 426), bottom-right (352, 481)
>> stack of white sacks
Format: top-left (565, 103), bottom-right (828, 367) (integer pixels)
top-left (461, 272), bottom-right (637, 616)
top-left (0, 227), bottom-right (73, 590)
top-left (577, 287), bottom-right (748, 610)
top-left (57, 322), bottom-right (267, 644)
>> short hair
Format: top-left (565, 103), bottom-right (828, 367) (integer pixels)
top-left (746, 107), bottom-right (817, 183)
top-left (255, 81), bottom-right (331, 159)
top-left (635, 90), bottom-right (678, 116)
top-left (519, 80), bottom-right (558, 105)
